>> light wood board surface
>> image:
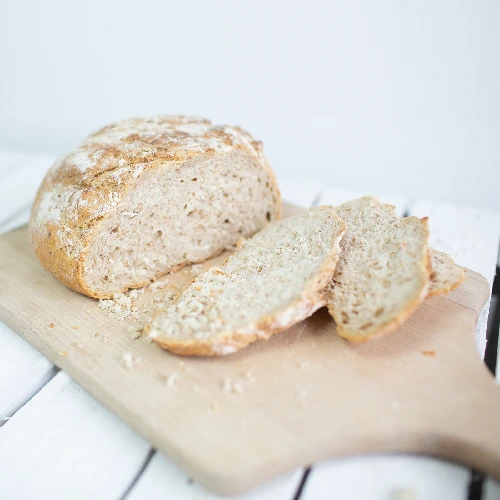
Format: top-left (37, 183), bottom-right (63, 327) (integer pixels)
top-left (1, 203), bottom-right (499, 496)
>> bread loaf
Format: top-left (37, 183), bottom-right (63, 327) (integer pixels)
top-left (324, 196), bottom-right (430, 342)
top-left (145, 207), bottom-right (346, 356)
top-left (29, 116), bottom-right (281, 298)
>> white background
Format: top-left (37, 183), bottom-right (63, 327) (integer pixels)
top-left (1, 0), bottom-right (499, 210)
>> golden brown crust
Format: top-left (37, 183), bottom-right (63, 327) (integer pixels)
top-left (147, 209), bottom-right (346, 356)
top-left (330, 215), bottom-right (431, 343)
top-left (151, 295), bottom-right (325, 356)
top-left (29, 116), bottom-right (281, 299)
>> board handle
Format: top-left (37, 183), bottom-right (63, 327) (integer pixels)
top-left (436, 372), bottom-right (500, 479)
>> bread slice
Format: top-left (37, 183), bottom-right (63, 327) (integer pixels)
top-left (29, 116), bottom-right (281, 299)
top-left (428, 249), bottom-right (465, 298)
top-left (145, 207), bottom-right (346, 356)
top-left (324, 196), bottom-right (430, 342)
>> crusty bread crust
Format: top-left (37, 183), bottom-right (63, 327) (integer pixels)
top-left (145, 207), bottom-right (346, 356)
top-left (29, 116), bottom-right (281, 299)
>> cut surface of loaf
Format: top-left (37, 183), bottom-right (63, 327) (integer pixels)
top-left (324, 196), bottom-right (430, 342)
top-left (145, 207), bottom-right (346, 356)
top-left (428, 249), bottom-right (465, 297)
top-left (29, 116), bottom-right (281, 298)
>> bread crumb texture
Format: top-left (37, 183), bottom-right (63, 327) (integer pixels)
top-left (324, 196), bottom-right (430, 342)
top-left (145, 206), bottom-right (345, 356)
top-left (29, 115), bottom-right (281, 299)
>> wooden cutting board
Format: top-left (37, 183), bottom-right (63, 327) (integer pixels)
top-left (1, 203), bottom-right (499, 496)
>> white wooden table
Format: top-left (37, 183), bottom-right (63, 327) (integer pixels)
top-left (1, 151), bottom-right (500, 500)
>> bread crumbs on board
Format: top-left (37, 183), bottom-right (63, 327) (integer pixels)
top-left (128, 327), bottom-right (143, 340)
top-left (149, 280), bottom-right (167, 292)
top-left (192, 385), bottom-right (209, 395)
top-left (163, 372), bottom-right (181, 388)
top-left (98, 282), bottom-right (175, 321)
top-left (121, 352), bottom-right (141, 370)
top-left (98, 290), bottom-right (141, 320)
top-left (190, 264), bottom-right (203, 276)
top-left (222, 377), bottom-right (244, 395)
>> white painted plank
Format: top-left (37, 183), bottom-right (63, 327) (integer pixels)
top-left (319, 186), bottom-right (408, 216)
top-left (0, 320), bottom-right (56, 421)
top-left (0, 205), bottom-right (31, 233)
top-left (0, 151), bottom-right (27, 176)
top-left (484, 477), bottom-right (500, 500)
top-left (410, 200), bottom-right (500, 356)
top-left (0, 372), bottom-right (150, 500)
top-left (128, 452), bottom-right (303, 500)
top-left (278, 177), bottom-right (323, 208)
top-left (301, 456), bottom-right (469, 500)
top-left (0, 153), bottom-right (54, 224)
top-left (0, 155), bottom-right (57, 423)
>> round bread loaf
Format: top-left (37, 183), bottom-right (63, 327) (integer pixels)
top-left (29, 116), bottom-right (281, 298)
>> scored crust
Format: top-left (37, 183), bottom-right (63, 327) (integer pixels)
top-left (28, 116), bottom-right (281, 299)
top-left (324, 196), bottom-right (431, 342)
top-left (144, 207), bottom-right (346, 356)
